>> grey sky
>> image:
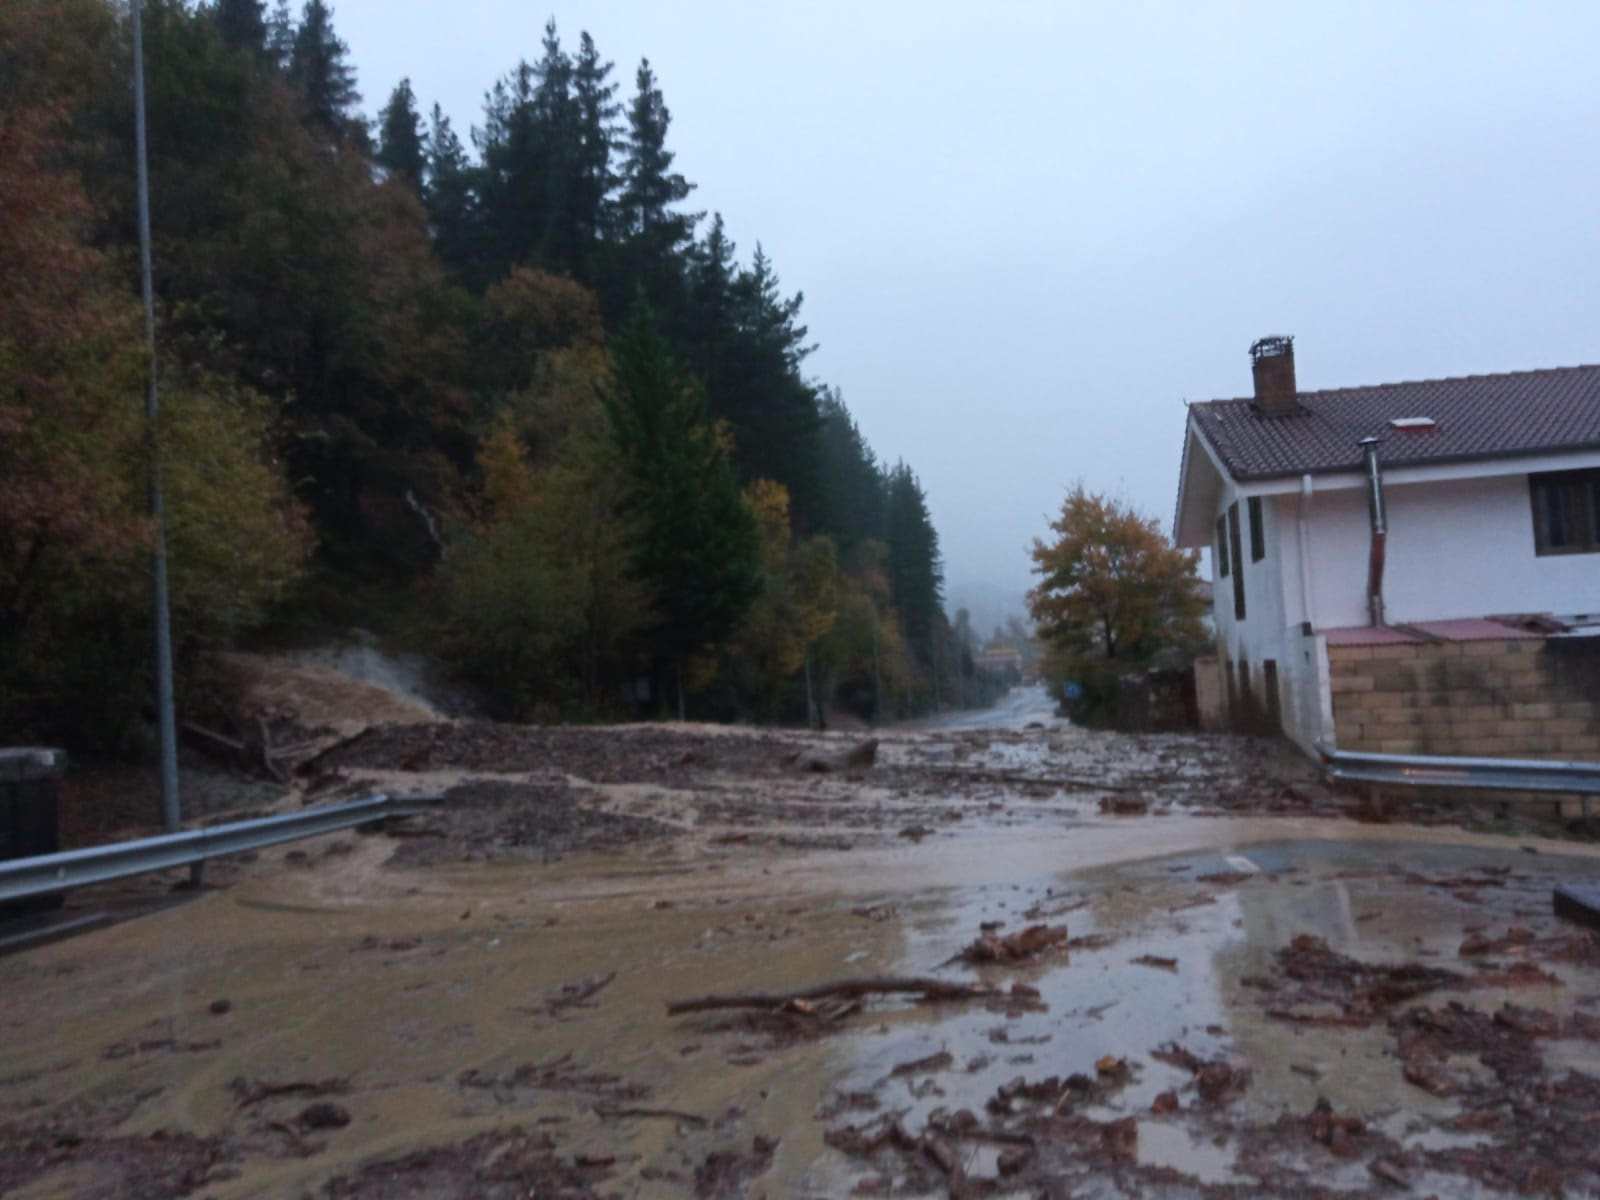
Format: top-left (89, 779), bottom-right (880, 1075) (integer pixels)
top-left (333, 1), bottom-right (1600, 625)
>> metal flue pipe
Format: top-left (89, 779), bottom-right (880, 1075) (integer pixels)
top-left (1359, 437), bottom-right (1387, 628)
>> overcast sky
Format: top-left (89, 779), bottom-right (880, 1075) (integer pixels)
top-left (332, 1), bottom-right (1600, 627)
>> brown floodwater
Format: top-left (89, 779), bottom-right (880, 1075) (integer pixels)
top-left (6, 799), bottom-right (1600, 1198)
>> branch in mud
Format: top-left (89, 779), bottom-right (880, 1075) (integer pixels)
top-left (958, 923), bottom-right (1067, 965)
top-left (230, 1076), bottom-right (350, 1109)
top-left (940, 766), bottom-right (1136, 795)
top-left (666, 976), bottom-right (997, 1016)
top-left (594, 1104), bottom-right (707, 1128)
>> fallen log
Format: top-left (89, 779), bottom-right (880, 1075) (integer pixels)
top-left (666, 976), bottom-right (996, 1016)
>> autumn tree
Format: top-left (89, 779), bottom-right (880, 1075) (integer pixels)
top-left (0, 0), bottom-right (309, 747)
top-left (441, 400), bottom-right (649, 718)
top-left (730, 481), bottom-right (839, 719)
top-left (1028, 485), bottom-right (1206, 708)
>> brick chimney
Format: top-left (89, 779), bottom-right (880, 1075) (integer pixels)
top-left (1250, 336), bottom-right (1298, 415)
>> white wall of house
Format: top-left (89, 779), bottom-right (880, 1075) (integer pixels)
top-left (1296, 475), bottom-right (1597, 628)
top-left (1182, 416), bottom-right (1599, 752)
top-left (1206, 483), bottom-right (1333, 750)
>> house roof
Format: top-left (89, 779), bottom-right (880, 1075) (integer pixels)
top-left (1189, 363), bottom-right (1600, 481)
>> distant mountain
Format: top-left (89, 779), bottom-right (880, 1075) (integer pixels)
top-left (945, 579), bottom-right (1031, 644)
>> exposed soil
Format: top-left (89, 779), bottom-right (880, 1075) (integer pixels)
top-left (384, 779), bottom-right (674, 867)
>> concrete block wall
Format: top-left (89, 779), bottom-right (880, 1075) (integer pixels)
top-left (1328, 638), bottom-right (1600, 758)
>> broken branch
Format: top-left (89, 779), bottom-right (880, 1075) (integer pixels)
top-left (666, 976), bottom-right (996, 1016)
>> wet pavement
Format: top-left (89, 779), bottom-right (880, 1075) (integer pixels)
top-left (5, 693), bottom-right (1600, 1197)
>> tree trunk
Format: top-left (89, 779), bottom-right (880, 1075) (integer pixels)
top-left (870, 613), bottom-right (882, 723)
top-left (676, 659), bottom-right (686, 721)
top-left (803, 650), bottom-right (816, 730)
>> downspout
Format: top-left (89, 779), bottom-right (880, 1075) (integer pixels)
top-left (1297, 473), bottom-right (1316, 631)
top-left (1359, 437), bottom-right (1387, 627)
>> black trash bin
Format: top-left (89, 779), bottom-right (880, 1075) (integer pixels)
top-left (0, 748), bottom-right (66, 913)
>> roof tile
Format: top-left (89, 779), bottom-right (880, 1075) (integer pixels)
top-left (1190, 364), bottom-right (1600, 480)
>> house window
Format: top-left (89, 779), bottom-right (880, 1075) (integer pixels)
top-left (1531, 469), bottom-right (1600, 555)
top-left (1228, 503), bottom-right (1246, 620)
top-left (1248, 497), bottom-right (1266, 562)
top-left (1215, 515), bottom-right (1230, 577)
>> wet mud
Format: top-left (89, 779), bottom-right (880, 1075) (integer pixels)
top-left (8, 693), bottom-right (1600, 1197)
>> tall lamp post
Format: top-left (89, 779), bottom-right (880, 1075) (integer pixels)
top-left (130, 0), bottom-right (181, 833)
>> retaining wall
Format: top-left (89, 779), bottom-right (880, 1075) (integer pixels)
top-left (1328, 637), bottom-right (1600, 759)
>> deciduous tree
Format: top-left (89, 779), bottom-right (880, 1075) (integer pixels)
top-left (1028, 485), bottom-right (1206, 675)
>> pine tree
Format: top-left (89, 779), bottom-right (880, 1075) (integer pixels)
top-left (617, 58), bottom-right (697, 243)
top-left (814, 388), bottom-right (885, 552)
top-left (265, 0), bottom-right (293, 68)
top-left (529, 20), bottom-right (579, 272)
top-left (602, 296), bottom-right (761, 715)
top-left (424, 102), bottom-right (478, 280)
top-left (570, 31), bottom-right (619, 255)
top-left (723, 244), bottom-right (822, 519)
top-left (376, 77), bottom-right (425, 187)
top-left (886, 461), bottom-right (944, 661)
top-left (472, 20), bottom-right (597, 281)
top-left (212, 0), bottom-right (267, 58)
top-left (289, 0), bottom-right (359, 136)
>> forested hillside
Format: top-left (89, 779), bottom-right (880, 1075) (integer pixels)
top-left (1, 0), bottom-right (998, 748)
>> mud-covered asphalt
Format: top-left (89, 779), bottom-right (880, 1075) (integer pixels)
top-left (6, 689), bottom-right (1600, 1198)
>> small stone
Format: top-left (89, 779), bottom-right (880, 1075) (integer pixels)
top-left (208, 998), bottom-right (232, 1016)
top-left (297, 1102), bottom-right (351, 1130)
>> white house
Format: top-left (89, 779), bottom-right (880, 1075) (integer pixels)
top-left (1173, 337), bottom-right (1600, 758)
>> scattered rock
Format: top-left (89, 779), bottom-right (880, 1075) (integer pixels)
top-left (298, 1102), bottom-right (351, 1130)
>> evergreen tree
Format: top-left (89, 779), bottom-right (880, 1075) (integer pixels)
top-left (424, 103), bottom-right (478, 279)
top-left (289, 0), bottom-right (359, 136)
top-left (475, 21), bottom-right (587, 280)
top-left (570, 31), bottom-right (619, 255)
top-left (376, 77), bottom-right (425, 187)
top-left (886, 461), bottom-right (944, 660)
top-left (265, 0), bottom-right (294, 68)
top-left (723, 245), bottom-right (823, 520)
top-left (617, 58), bottom-right (697, 243)
top-left (602, 297), bottom-right (761, 715)
top-left (212, 0), bottom-right (267, 58)
top-left (814, 388), bottom-right (886, 551)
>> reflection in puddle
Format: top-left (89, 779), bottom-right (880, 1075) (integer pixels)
top-left (1135, 1119), bottom-right (1240, 1183)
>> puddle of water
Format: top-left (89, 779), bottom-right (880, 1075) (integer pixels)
top-left (1134, 1119), bottom-right (1241, 1184)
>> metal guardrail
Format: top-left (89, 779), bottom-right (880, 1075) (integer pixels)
top-left (0, 793), bottom-right (442, 905)
top-left (1316, 743), bottom-right (1600, 798)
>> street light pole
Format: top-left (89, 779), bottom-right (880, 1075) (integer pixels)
top-left (130, 0), bottom-right (181, 833)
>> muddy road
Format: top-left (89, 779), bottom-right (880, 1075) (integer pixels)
top-left (6, 691), bottom-right (1600, 1198)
